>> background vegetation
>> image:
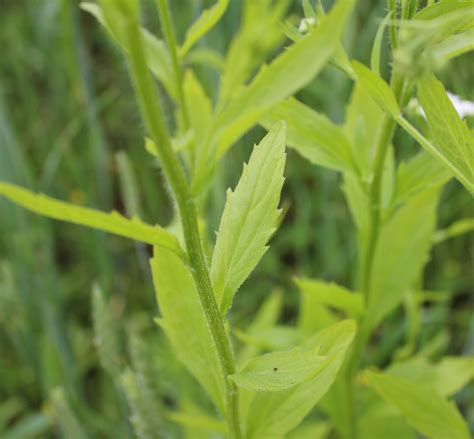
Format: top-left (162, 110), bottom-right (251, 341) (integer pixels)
top-left (0, 0), bottom-right (472, 437)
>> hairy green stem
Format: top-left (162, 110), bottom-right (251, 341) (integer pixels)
top-left (124, 16), bottom-right (241, 439)
top-left (155, 0), bottom-right (190, 132)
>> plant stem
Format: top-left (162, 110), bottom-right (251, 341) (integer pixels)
top-left (124, 16), bottom-right (241, 439)
top-left (345, 63), bottom-right (407, 439)
top-left (155, 0), bottom-right (190, 132)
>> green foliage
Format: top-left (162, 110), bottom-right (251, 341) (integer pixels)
top-left (151, 247), bottom-right (227, 413)
top-left (0, 0), bottom-right (472, 438)
top-left (0, 182), bottom-right (181, 254)
top-left (211, 122), bottom-right (286, 315)
top-left (260, 98), bottom-right (354, 172)
top-left (417, 74), bottom-right (474, 192)
top-left (179, 0), bottom-right (229, 56)
top-left (230, 347), bottom-right (325, 391)
top-left (366, 188), bottom-right (439, 330)
top-left (242, 321), bottom-right (356, 439)
top-left (366, 370), bottom-right (470, 439)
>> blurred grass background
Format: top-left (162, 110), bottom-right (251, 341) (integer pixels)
top-left (0, 0), bottom-right (472, 437)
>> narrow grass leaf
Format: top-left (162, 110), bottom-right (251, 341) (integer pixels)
top-left (211, 122), bottom-right (287, 315)
top-left (0, 182), bottom-right (181, 254)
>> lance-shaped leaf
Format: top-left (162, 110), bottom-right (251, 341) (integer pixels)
top-left (366, 188), bottom-right (439, 330)
top-left (0, 182), bottom-right (181, 254)
top-left (365, 371), bottom-right (470, 439)
top-left (243, 320), bottom-right (356, 439)
top-left (295, 278), bottom-right (364, 318)
top-left (417, 74), bottom-right (474, 193)
top-left (393, 152), bottom-right (452, 207)
top-left (151, 247), bottom-right (226, 413)
top-left (214, 0), bottom-right (354, 153)
top-left (352, 61), bottom-right (401, 118)
top-left (260, 98), bottom-right (354, 173)
top-left (179, 0), bottom-right (229, 56)
top-left (211, 122), bottom-right (287, 315)
top-left (192, 0), bottom-right (353, 192)
top-left (230, 347), bottom-right (326, 392)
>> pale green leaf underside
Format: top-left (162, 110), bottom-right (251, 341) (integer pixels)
top-left (260, 98), bottom-right (354, 173)
top-left (0, 182), bottom-right (181, 254)
top-left (211, 122), bottom-right (287, 315)
top-left (180, 0), bottom-right (229, 56)
top-left (295, 278), bottom-right (364, 317)
top-left (244, 320), bottom-right (356, 439)
top-left (366, 371), bottom-right (470, 439)
top-left (151, 247), bottom-right (226, 413)
top-left (352, 61), bottom-right (400, 118)
top-left (230, 347), bottom-right (326, 392)
top-left (417, 74), bottom-right (474, 193)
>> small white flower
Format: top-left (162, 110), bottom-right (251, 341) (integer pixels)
top-left (298, 17), bottom-right (316, 34)
top-left (411, 92), bottom-right (474, 119)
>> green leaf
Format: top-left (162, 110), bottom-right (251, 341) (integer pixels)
top-left (416, 74), bottom-right (474, 192)
top-left (260, 98), bottom-right (354, 173)
top-left (183, 70), bottom-right (212, 160)
top-left (230, 347), bottom-right (327, 392)
top-left (433, 218), bottom-right (474, 244)
top-left (387, 356), bottom-right (474, 398)
top-left (210, 122), bottom-right (287, 315)
top-left (431, 28), bottom-right (474, 63)
top-left (352, 61), bottom-right (401, 118)
top-left (0, 182), bottom-right (181, 254)
top-left (365, 371), bottom-right (470, 439)
top-left (151, 247), bottom-right (226, 413)
top-left (358, 401), bottom-right (415, 439)
top-left (366, 188), bottom-right (439, 330)
top-left (179, 0), bottom-right (229, 56)
top-left (344, 82), bottom-right (384, 176)
top-left (80, 2), bottom-right (175, 98)
top-left (295, 278), bottom-right (363, 317)
top-left (193, 0), bottom-right (353, 191)
top-left (371, 12), bottom-right (392, 76)
top-left (287, 421), bottom-right (330, 439)
top-left (167, 410), bottom-right (225, 434)
top-left (237, 291), bottom-right (283, 367)
top-left (393, 152), bottom-right (452, 207)
top-left (214, 0), bottom-right (354, 157)
top-left (243, 320), bottom-right (356, 439)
